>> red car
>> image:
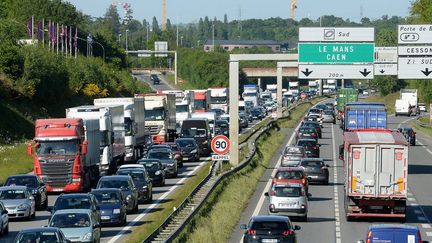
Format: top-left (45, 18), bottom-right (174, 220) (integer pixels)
top-left (272, 167), bottom-right (309, 194)
top-left (163, 142), bottom-right (183, 167)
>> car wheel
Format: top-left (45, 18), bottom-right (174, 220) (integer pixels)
top-left (28, 211), bottom-right (32, 220)
top-left (302, 215), bottom-right (308, 222)
top-left (134, 201), bottom-right (139, 213)
top-left (43, 196), bottom-right (48, 209)
top-left (148, 193), bottom-right (153, 203)
top-left (0, 222), bottom-right (3, 236)
top-left (174, 171), bottom-right (178, 178)
top-left (4, 222), bottom-right (8, 234)
top-left (31, 208), bottom-right (36, 219)
top-left (122, 215), bottom-right (127, 226)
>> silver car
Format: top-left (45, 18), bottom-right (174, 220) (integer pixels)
top-left (281, 146), bottom-right (305, 167)
top-left (322, 110), bottom-right (335, 124)
top-left (0, 186), bottom-right (36, 220)
top-left (265, 183), bottom-right (308, 221)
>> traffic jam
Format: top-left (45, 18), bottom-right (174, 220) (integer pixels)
top-left (241, 88), bottom-right (425, 243)
top-left (0, 79), bottom-right (308, 242)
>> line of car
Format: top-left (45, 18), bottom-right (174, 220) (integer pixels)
top-left (241, 102), bottom-right (335, 243)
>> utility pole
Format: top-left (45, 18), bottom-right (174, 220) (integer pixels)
top-left (125, 29), bottom-right (129, 52)
top-left (212, 24), bottom-right (215, 51)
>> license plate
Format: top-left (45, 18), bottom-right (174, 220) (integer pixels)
top-left (310, 175), bottom-right (318, 178)
top-left (101, 216), bottom-right (110, 220)
top-left (369, 206), bottom-right (383, 210)
top-left (303, 134), bottom-right (311, 136)
top-left (262, 239), bottom-right (278, 243)
top-left (279, 203), bottom-right (296, 207)
top-left (52, 188), bottom-right (63, 192)
top-left (183, 157), bottom-right (189, 161)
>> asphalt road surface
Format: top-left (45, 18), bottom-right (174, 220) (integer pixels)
top-left (230, 102), bottom-right (432, 243)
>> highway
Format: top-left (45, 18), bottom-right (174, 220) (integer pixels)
top-left (229, 102), bottom-right (432, 243)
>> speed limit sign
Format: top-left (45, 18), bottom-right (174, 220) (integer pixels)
top-left (211, 135), bottom-right (231, 155)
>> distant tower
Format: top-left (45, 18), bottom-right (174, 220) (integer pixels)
top-left (237, 7), bottom-right (242, 39)
top-left (162, 0), bottom-right (166, 31)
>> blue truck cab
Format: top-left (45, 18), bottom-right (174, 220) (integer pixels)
top-left (358, 225), bottom-right (426, 243)
top-left (343, 102), bottom-right (387, 131)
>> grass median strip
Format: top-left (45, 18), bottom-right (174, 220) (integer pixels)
top-left (126, 161), bottom-right (212, 242)
top-left (0, 143), bottom-right (33, 183)
top-left (173, 101), bottom-right (315, 243)
top-left (239, 117), bottom-right (270, 144)
top-left (366, 92), bottom-right (399, 115)
top-left (412, 117), bottom-right (432, 138)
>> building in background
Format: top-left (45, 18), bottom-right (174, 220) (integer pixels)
top-left (203, 40), bottom-right (287, 52)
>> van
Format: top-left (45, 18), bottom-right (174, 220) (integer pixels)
top-left (358, 225), bottom-right (427, 243)
top-left (180, 118), bottom-right (212, 156)
top-left (191, 112), bottom-right (216, 137)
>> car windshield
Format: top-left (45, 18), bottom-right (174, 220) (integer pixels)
top-left (176, 105), bottom-right (188, 113)
top-left (304, 123), bottom-right (319, 128)
top-left (148, 151), bottom-right (172, 160)
top-left (50, 213), bottom-right (90, 228)
top-left (210, 96), bottom-right (227, 104)
top-left (143, 162), bottom-right (160, 171)
top-left (250, 221), bottom-right (289, 230)
top-left (55, 197), bottom-right (92, 210)
top-left (98, 180), bottom-right (130, 190)
top-left (14, 232), bottom-right (59, 243)
top-left (176, 140), bottom-right (195, 148)
top-left (117, 170), bottom-right (145, 180)
top-left (180, 128), bottom-right (206, 138)
top-left (302, 160), bottom-right (324, 167)
top-left (274, 187), bottom-right (302, 197)
top-left (275, 171), bottom-right (303, 179)
top-left (36, 139), bottom-right (79, 156)
top-left (0, 189), bottom-right (27, 200)
top-left (324, 110), bottom-right (333, 115)
top-left (5, 177), bottom-right (37, 187)
top-left (124, 117), bottom-right (133, 136)
top-left (297, 140), bottom-right (317, 147)
top-left (284, 147), bottom-right (303, 155)
top-left (93, 192), bottom-right (121, 204)
top-left (145, 108), bottom-right (165, 121)
top-left (194, 100), bottom-right (206, 110)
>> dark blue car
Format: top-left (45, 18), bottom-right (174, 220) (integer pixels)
top-left (90, 188), bottom-right (127, 226)
top-left (358, 225), bottom-right (425, 243)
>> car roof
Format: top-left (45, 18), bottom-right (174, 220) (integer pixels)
top-left (52, 209), bottom-right (92, 215)
top-left (148, 148), bottom-right (172, 153)
top-left (251, 215), bottom-right (290, 222)
top-left (0, 185), bottom-right (28, 190)
top-left (91, 188), bottom-right (121, 193)
top-left (58, 193), bottom-right (91, 198)
top-left (100, 175), bottom-right (131, 180)
top-left (19, 227), bottom-right (61, 233)
top-left (138, 158), bottom-right (161, 163)
top-left (369, 224), bottom-right (419, 231)
top-left (119, 164), bottom-right (145, 169)
top-left (176, 137), bottom-right (195, 141)
top-left (6, 174), bottom-right (37, 179)
top-left (301, 158), bottom-right (324, 161)
top-left (276, 167), bottom-right (304, 172)
top-left (297, 138), bottom-right (317, 142)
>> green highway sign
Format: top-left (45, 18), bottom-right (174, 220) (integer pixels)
top-left (298, 43), bottom-right (375, 64)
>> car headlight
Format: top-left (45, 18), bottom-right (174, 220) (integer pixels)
top-left (83, 232), bottom-right (92, 240)
top-left (202, 140), bottom-right (208, 145)
top-left (190, 149), bottom-right (197, 153)
top-left (18, 204), bottom-right (28, 209)
top-left (155, 170), bottom-right (161, 175)
top-left (126, 195), bottom-right (132, 201)
top-left (113, 208), bottom-right (121, 214)
top-left (142, 185), bottom-right (148, 190)
top-left (32, 189), bottom-right (38, 194)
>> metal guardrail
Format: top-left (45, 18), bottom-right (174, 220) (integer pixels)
top-left (415, 115), bottom-right (432, 128)
top-left (143, 96), bottom-right (324, 243)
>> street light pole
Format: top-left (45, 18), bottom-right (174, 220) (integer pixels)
top-left (125, 29), bottom-right (129, 52)
top-left (212, 24), bottom-right (215, 51)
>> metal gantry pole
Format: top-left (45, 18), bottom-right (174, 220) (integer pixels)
top-left (277, 64), bottom-right (283, 118)
top-left (229, 60), bottom-right (240, 166)
top-left (174, 51), bottom-right (178, 85)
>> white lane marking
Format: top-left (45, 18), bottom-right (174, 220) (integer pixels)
top-left (397, 116), bottom-right (418, 129)
top-left (418, 216), bottom-right (427, 221)
top-left (408, 197), bottom-right (416, 201)
top-left (331, 124), bottom-right (342, 243)
top-left (107, 159), bottom-right (209, 243)
top-left (415, 210), bottom-right (422, 214)
top-left (417, 141), bottom-right (432, 155)
top-left (240, 115), bottom-right (304, 243)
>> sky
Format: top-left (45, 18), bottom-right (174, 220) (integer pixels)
top-left (66, 0), bottom-right (412, 24)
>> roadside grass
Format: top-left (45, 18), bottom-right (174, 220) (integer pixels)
top-left (126, 161), bottom-right (212, 242)
top-left (0, 143), bottom-right (33, 183)
top-left (173, 125), bottom-right (285, 243)
top-left (173, 101), bottom-right (315, 243)
top-left (365, 92), bottom-right (399, 114)
top-left (411, 117), bottom-right (432, 138)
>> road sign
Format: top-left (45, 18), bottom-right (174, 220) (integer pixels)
top-left (299, 27), bottom-right (374, 42)
top-left (398, 46), bottom-right (432, 56)
top-left (398, 57), bottom-right (432, 79)
top-left (374, 63), bottom-right (398, 76)
top-left (212, 154), bottom-right (230, 161)
top-left (375, 47), bottom-right (398, 63)
top-left (298, 64), bottom-right (374, 79)
top-left (298, 43), bottom-right (374, 64)
top-left (211, 135), bottom-right (230, 155)
top-left (155, 41), bottom-right (168, 57)
top-left (398, 25), bottom-right (432, 44)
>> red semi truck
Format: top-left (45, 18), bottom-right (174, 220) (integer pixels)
top-left (340, 129), bottom-right (408, 221)
top-left (192, 89), bottom-right (210, 113)
top-left (28, 118), bottom-right (100, 192)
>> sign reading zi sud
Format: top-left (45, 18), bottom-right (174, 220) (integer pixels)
top-left (298, 43), bottom-right (375, 64)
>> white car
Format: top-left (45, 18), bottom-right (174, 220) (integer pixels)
top-left (118, 164), bottom-right (145, 171)
top-left (419, 103), bottom-right (427, 112)
top-left (0, 201), bottom-right (8, 235)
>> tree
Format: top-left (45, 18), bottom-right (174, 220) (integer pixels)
top-left (410, 0), bottom-right (432, 23)
top-left (376, 29), bottom-right (397, 46)
top-left (151, 17), bottom-right (161, 36)
top-left (104, 5), bottom-right (121, 36)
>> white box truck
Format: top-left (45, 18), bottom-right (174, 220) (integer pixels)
top-left (242, 85), bottom-right (260, 107)
top-left (400, 89), bottom-right (419, 116)
top-left (66, 105), bottom-right (125, 175)
top-left (138, 94), bottom-right (176, 144)
top-left (191, 112), bottom-right (216, 137)
top-left (94, 97), bottom-right (146, 162)
top-left (208, 87), bottom-right (229, 112)
top-left (395, 99), bottom-right (411, 116)
top-left (340, 130), bottom-right (408, 221)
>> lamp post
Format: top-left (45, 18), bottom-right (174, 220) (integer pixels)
top-left (125, 29), bottom-right (129, 52)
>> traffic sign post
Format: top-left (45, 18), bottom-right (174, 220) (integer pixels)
top-left (374, 47), bottom-right (397, 76)
top-left (211, 135), bottom-right (231, 155)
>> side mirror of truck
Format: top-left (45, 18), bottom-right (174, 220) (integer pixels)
top-left (339, 145), bottom-right (344, 161)
top-left (27, 143), bottom-right (32, 156)
top-left (82, 141), bottom-right (88, 155)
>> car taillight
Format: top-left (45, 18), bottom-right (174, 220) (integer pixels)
top-left (282, 230), bottom-right (293, 236)
top-left (312, 133), bottom-right (317, 137)
top-left (269, 203), bottom-right (275, 212)
top-left (366, 231), bottom-right (372, 243)
top-left (248, 230), bottom-right (256, 235)
top-left (270, 190), bottom-right (276, 196)
top-left (302, 178), bottom-right (306, 184)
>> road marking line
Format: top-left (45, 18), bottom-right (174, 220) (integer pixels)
top-left (331, 124), bottom-right (342, 243)
top-left (417, 141), bottom-right (432, 155)
top-left (408, 197), bottom-right (416, 201)
top-left (418, 216), bottom-right (427, 221)
top-left (411, 203), bottom-right (419, 206)
top-left (415, 210), bottom-right (422, 214)
top-left (107, 159), bottom-right (208, 243)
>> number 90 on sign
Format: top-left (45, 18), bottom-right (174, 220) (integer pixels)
top-left (211, 135), bottom-right (231, 155)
